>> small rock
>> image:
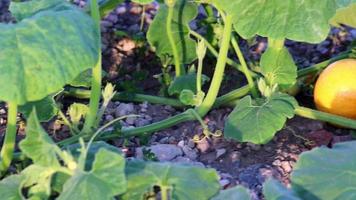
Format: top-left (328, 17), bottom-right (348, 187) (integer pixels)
top-left (196, 138), bottom-right (210, 153)
top-left (229, 151), bottom-right (241, 163)
top-left (106, 14), bottom-right (118, 24)
top-left (158, 137), bottom-right (169, 144)
top-left (105, 114), bottom-right (114, 122)
top-left (172, 156), bottom-right (205, 168)
top-left (182, 146), bottom-right (198, 160)
top-left (187, 139), bottom-right (196, 148)
top-left (115, 103), bottom-right (135, 117)
top-left (116, 6), bottom-right (127, 15)
top-left (272, 160), bottom-right (282, 166)
top-left (246, 143), bottom-right (261, 151)
top-left (216, 148), bottom-right (226, 159)
top-left (136, 144), bottom-right (183, 161)
top-left (219, 179), bottom-right (230, 188)
top-left (135, 118), bottom-right (150, 127)
top-left (125, 116), bottom-right (136, 125)
top-left (177, 140), bottom-right (185, 148)
top-left (281, 161), bottom-right (292, 173)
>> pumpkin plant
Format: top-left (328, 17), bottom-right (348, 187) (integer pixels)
top-left (60, 0), bottom-right (356, 147)
top-left (0, 0), bottom-right (99, 173)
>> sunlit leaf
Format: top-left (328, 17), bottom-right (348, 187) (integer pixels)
top-left (224, 94), bottom-right (297, 144)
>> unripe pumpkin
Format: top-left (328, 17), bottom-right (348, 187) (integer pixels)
top-left (314, 59), bottom-right (356, 119)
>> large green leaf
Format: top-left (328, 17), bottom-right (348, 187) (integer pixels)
top-left (65, 141), bottom-right (122, 171)
top-left (224, 94), bottom-right (297, 144)
top-left (263, 179), bottom-right (301, 200)
top-left (57, 149), bottom-right (126, 200)
top-left (19, 110), bottom-right (60, 167)
top-left (291, 141), bottom-right (356, 200)
top-left (0, 1), bottom-right (99, 105)
top-left (213, 0), bottom-right (337, 43)
top-left (0, 175), bottom-right (23, 200)
top-left (261, 45), bottom-right (297, 87)
top-left (330, 2), bottom-right (356, 27)
top-left (9, 0), bottom-right (70, 21)
top-left (19, 94), bottom-right (59, 122)
top-left (211, 186), bottom-right (251, 200)
top-left (122, 160), bottom-right (220, 200)
top-left (147, 0), bottom-right (198, 65)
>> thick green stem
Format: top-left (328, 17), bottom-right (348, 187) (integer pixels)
top-left (0, 102), bottom-right (18, 173)
top-left (65, 88), bottom-right (185, 108)
top-left (196, 15), bottom-right (233, 116)
top-left (295, 106), bottom-right (356, 129)
top-left (161, 186), bottom-right (170, 200)
top-left (166, 0), bottom-right (184, 76)
top-left (83, 0), bottom-right (102, 133)
top-left (297, 52), bottom-right (349, 77)
top-left (231, 36), bottom-right (258, 97)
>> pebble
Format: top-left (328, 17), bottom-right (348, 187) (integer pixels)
top-left (182, 146), bottom-right (198, 160)
top-left (229, 151), bottom-right (241, 163)
top-left (134, 118), bottom-right (150, 127)
top-left (136, 144), bottom-right (183, 161)
top-left (219, 179), bottom-right (230, 188)
top-left (187, 139), bottom-right (196, 148)
top-left (196, 138), bottom-right (210, 153)
top-left (281, 161), bottom-right (292, 173)
top-left (177, 140), bottom-right (185, 148)
top-left (216, 148), bottom-right (226, 159)
top-left (125, 116), bottom-right (136, 125)
top-left (115, 103), bottom-right (135, 117)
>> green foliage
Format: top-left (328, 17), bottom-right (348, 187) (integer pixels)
top-left (122, 160), bottom-right (220, 200)
top-left (291, 141), bottom-right (356, 200)
top-left (19, 110), bottom-right (61, 167)
top-left (330, 2), bottom-right (356, 27)
top-left (211, 186), bottom-right (251, 200)
top-left (261, 44), bottom-right (297, 87)
top-left (19, 94), bottom-right (59, 122)
top-left (213, 0), bottom-right (338, 43)
top-left (147, 0), bottom-right (198, 65)
top-left (132, 0), bottom-right (155, 5)
top-left (224, 94), bottom-right (297, 144)
top-left (57, 149), bottom-right (127, 200)
top-left (0, 175), bottom-right (22, 200)
top-left (93, 0), bottom-right (125, 17)
top-left (0, 0), bottom-right (99, 105)
top-left (263, 179), bottom-right (301, 200)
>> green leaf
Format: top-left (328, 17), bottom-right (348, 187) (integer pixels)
top-left (330, 3), bottom-right (356, 27)
top-left (0, 2), bottom-right (99, 105)
top-left (213, 0), bottom-right (337, 43)
top-left (291, 141), bottom-right (356, 200)
top-left (122, 160), bottom-right (220, 200)
top-left (19, 94), bottom-right (59, 122)
top-left (22, 165), bottom-right (57, 199)
top-left (19, 110), bottom-right (60, 167)
top-left (168, 73), bottom-right (208, 95)
top-left (335, 0), bottom-right (356, 8)
top-left (9, 0), bottom-right (71, 21)
top-left (132, 0), bottom-right (154, 5)
top-left (224, 94), bottom-right (297, 144)
top-left (211, 186), bottom-right (251, 200)
top-left (57, 149), bottom-right (126, 200)
top-left (263, 179), bottom-right (301, 200)
top-left (179, 90), bottom-right (205, 106)
top-left (260, 45), bottom-right (297, 87)
top-left (0, 175), bottom-right (23, 200)
top-left (147, 0), bottom-right (198, 65)
top-left (65, 141), bottom-right (122, 171)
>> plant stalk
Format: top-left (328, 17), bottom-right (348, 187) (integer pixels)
top-left (231, 35), bottom-right (258, 97)
top-left (166, 0), bottom-right (184, 76)
top-left (295, 106), bottom-right (356, 129)
top-left (0, 102), bottom-right (18, 173)
top-left (196, 15), bottom-right (233, 116)
top-left (83, 0), bottom-right (102, 133)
